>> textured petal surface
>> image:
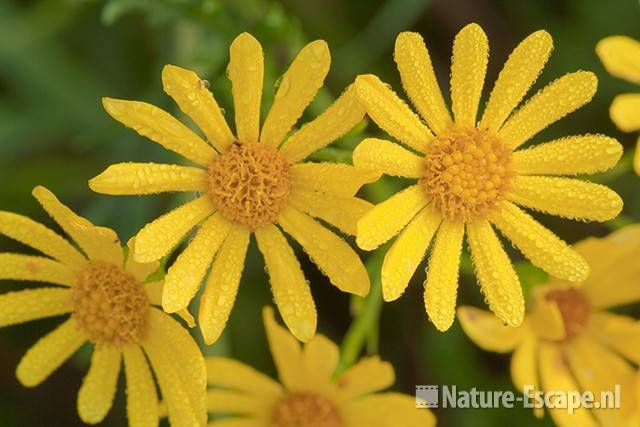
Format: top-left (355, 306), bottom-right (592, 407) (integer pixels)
top-left (262, 307), bottom-right (306, 389)
top-left (480, 30), bottom-right (553, 131)
top-left (381, 206), bottom-right (441, 301)
top-left (206, 357), bottom-right (283, 397)
top-left (261, 40), bottom-right (330, 146)
top-left (356, 184), bottom-right (429, 251)
top-left (32, 186), bottom-right (123, 265)
top-left (199, 225), bottom-right (250, 345)
top-left (89, 163), bottom-right (207, 195)
top-left (0, 288), bottom-right (72, 327)
top-left (123, 346), bottom-right (158, 427)
top-left (491, 202), bottom-right (589, 282)
top-left (228, 32), bottom-right (263, 144)
top-left (162, 64), bottom-right (235, 152)
top-left (346, 392), bottom-right (436, 427)
top-left (279, 84), bottom-right (366, 163)
top-left (423, 220), bottom-right (464, 331)
top-left (610, 93), bottom-right (640, 132)
top-left (16, 319), bottom-right (86, 387)
top-left (102, 98), bottom-right (216, 166)
top-left (335, 356), bottom-right (394, 400)
top-left (513, 135), bottom-right (623, 175)
top-left (290, 162), bottom-right (378, 197)
top-left (355, 74), bottom-right (432, 153)
top-left (278, 207), bottom-right (370, 296)
top-left (450, 23), bottom-right (488, 127)
top-left (394, 31), bottom-right (451, 134)
top-left (125, 239), bottom-right (160, 282)
top-left (0, 254), bottom-right (76, 286)
top-left (498, 72), bottom-right (597, 149)
top-left (596, 36), bottom-right (640, 84)
top-left (458, 306), bottom-right (523, 352)
top-left (256, 226), bottom-right (316, 342)
top-left (467, 221), bottom-right (525, 327)
top-left (134, 196), bottom-right (214, 263)
top-left (353, 138), bottom-right (424, 178)
top-left (78, 348), bottom-right (121, 424)
top-left (508, 176), bottom-right (622, 222)
top-left (0, 212), bottom-right (85, 268)
top-left (163, 212), bottom-right (231, 313)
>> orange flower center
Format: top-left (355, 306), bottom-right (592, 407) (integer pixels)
top-left (208, 142), bottom-right (292, 230)
top-left (421, 127), bottom-right (515, 222)
top-left (72, 262), bottom-right (149, 348)
top-left (271, 392), bottom-right (342, 427)
top-left (545, 288), bottom-right (590, 341)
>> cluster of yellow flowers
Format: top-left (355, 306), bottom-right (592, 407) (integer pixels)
top-left (0, 23), bottom-right (638, 427)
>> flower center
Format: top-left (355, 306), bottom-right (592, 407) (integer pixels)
top-left (271, 392), bottom-right (342, 427)
top-left (72, 262), bottom-right (149, 348)
top-left (208, 142), bottom-right (292, 230)
top-left (545, 288), bottom-right (590, 341)
top-left (421, 127), bottom-right (515, 222)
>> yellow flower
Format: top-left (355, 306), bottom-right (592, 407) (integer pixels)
top-left (89, 33), bottom-right (376, 344)
top-left (0, 186), bottom-right (206, 427)
top-left (204, 307), bottom-right (436, 427)
top-left (597, 35), bottom-right (640, 175)
top-left (458, 224), bottom-right (640, 427)
top-left (352, 23), bottom-right (624, 331)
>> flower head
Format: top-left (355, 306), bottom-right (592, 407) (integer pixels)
top-left (353, 24), bottom-right (623, 331)
top-left (0, 186), bottom-right (206, 427)
top-left (205, 307), bottom-right (436, 427)
top-left (90, 32), bottom-right (376, 345)
top-left (458, 224), bottom-right (640, 426)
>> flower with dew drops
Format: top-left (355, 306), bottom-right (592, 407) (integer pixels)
top-left (597, 35), bottom-right (640, 175)
top-left (352, 23), bottom-right (624, 331)
top-left (203, 307), bottom-right (436, 427)
top-left (0, 186), bottom-right (206, 427)
top-left (458, 224), bottom-right (640, 427)
top-left (89, 32), bottom-right (376, 344)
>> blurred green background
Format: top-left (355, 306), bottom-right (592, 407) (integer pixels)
top-left (1, 0), bottom-right (640, 426)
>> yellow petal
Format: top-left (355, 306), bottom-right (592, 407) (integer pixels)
top-left (208, 419), bottom-right (260, 427)
top-left (278, 207), bottom-right (370, 297)
top-left (499, 71), bottom-right (597, 149)
top-left (0, 212), bottom-right (85, 268)
top-left (588, 312), bottom-right (640, 365)
top-left (381, 206), bottom-right (441, 301)
top-left (335, 356), bottom-right (394, 399)
top-left (303, 334), bottom-right (339, 392)
top-left (256, 227), bottom-right (316, 342)
top-left (206, 357), bottom-right (283, 397)
top-left (345, 392), bottom-right (436, 427)
top-left (32, 186), bottom-right (123, 265)
top-left (123, 346), bottom-right (159, 427)
top-left (508, 176), bottom-right (622, 222)
top-left (162, 64), bottom-right (235, 152)
top-left (199, 225), bottom-right (250, 345)
top-left (0, 254), bottom-right (76, 286)
top-left (450, 23), bottom-right (489, 127)
top-left (528, 286), bottom-right (566, 341)
top-left (207, 390), bottom-right (268, 415)
top-left (279, 84), bottom-right (366, 163)
top-left (510, 330), bottom-right (540, 397)
top-left (356, 184), bottom-right (429, 251)
top-left (261, 40), bottom-right (330, 146)
top-left (125, 238), bottom-right (160, 282)
top-left (78, 348), bottom-right (121, 424)
top-left (262, 306), bottom-right (306, 389)
top-left (480, 30), bottom-right (553, 131)
top-left (288, 188), bottom-right (372, 236)
top-left (491, 202), bottom-right (589, 282)
top-left (423, 220), bottom-right (464, 331)
top-left (0, 288), bottom-right (72, 327)
top-left (596, 36), bottom-right (640, 84)
top-left (228, 32), bottom-right (263, 144)
top-left (353, 138), bottom-right (425, 178)
top-left (355, 74), bottom-right (432, 153)
top-left (102, 98), bottom-right (216, 166)
top-left (467, 221), bottom-right (524, 326)
top-left (457, 306), bottom-right (523, 352)
top-left (163, 212), bottom-right (231, 313)
top-left (89, 163), bottom-right (207, 195)
top-left (290, 162), bottom-right (379, 197)
top-left (610, 93), bottom-right (640, 132)
top-left (394, 31), bottom-right (452, 134)
top-left (16, 319), bottom-right (86, 387)
top-left (513, 134), bottom-right (623, 175)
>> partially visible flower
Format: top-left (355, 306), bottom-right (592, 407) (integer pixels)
top-left (204, 307), bottom-right (436, 427)
top-left (90, 32), bottom-right (375, 344)
top-left (352, 24), bottom-right (623, 331)
top-left (0, 186), bottom-right (206, 427)
top-left (459, 225), bottom-right (640, 427)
